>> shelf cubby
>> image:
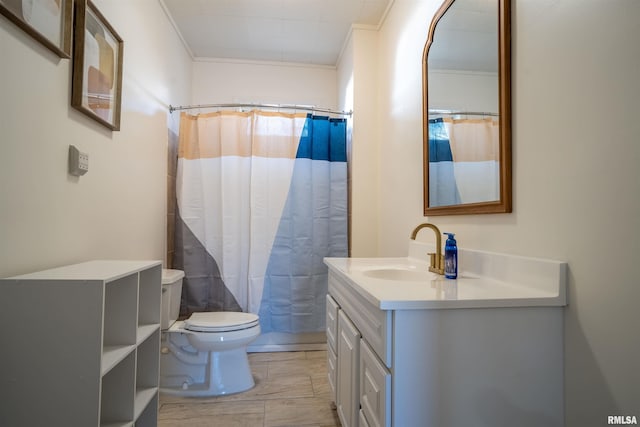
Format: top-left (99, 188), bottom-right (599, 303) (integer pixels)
top-left (135, 331), bottom-right (160, 421)
top-left (101, 351), bottom-right (136, 426)
top-left (134, 394), bottom-right (159, 427)
top-left (138, 267), bottom-right (161, 327)
top-left (103, 273), bottom-right (138, 375)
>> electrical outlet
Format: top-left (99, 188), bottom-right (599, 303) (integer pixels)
top-left (69, 145), bottom-right (89, 176)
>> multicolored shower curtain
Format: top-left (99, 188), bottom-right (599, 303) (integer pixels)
top-left (173, 110), bottom-right (348, 334)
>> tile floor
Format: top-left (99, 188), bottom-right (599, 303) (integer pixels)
top-left (158, 350), bottom-right (341, 427)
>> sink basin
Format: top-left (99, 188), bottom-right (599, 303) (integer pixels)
top-left (362, 267), bottom-right (434, 282)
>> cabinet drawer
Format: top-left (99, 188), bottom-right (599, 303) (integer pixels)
top-left (327, 345), bottom-right (337, 403)
top-left (329, 271), bottom-right (392, 367)
top-left (360, 339), bottom-right (391, 427)
top-left (326, 294), bottom-right (340, 353)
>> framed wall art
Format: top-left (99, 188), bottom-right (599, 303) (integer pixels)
top-left (0, 0), bottom-right (72, 58)
top-left (71, 0), bottom-right (123, 131)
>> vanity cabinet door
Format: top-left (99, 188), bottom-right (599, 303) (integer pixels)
top-left (327, 295), bottom-right (340, 404)
top-left (337, 310), bottom-right (361, 427)
top-left (327, 344), bottom-right (337, 403)
top-left (360, 339), bottom-right (391, 427)
top-left (326, 294), bottom-right (340, 353)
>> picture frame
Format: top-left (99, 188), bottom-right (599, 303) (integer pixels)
top-left (0, 0), bottom-right (72, 58)
top-left (71, 0), bottom-right (123, 131)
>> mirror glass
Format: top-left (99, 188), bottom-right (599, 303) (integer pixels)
top-left (423, 0), bottom-right (511, 215)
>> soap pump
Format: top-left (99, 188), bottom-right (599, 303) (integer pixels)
top-left (443, 233), bottom-right (457, 279)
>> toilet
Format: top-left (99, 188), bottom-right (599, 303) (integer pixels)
top-left (159, 269), bottom-right (261, 397)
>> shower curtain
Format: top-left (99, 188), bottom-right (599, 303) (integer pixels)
top-left (173, 110), bottom-right (348, 334)
top-left (429, 117), bottom-right (499, 206)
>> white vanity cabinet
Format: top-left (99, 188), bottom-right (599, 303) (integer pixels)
top-left (0, 260), bottom-right (162, 427)
top-left (326, 252), bottom-right (566, 427)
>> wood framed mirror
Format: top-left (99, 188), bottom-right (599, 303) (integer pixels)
top-left (422, 0), bottom-right (511, 215)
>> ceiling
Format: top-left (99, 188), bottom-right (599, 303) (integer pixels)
top-left (161, 0), bottom-right (393, 66)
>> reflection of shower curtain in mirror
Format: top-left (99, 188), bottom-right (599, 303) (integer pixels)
top-left (429, 118), bottom-right (461, 207)
top-left (174, 111), bottom-right (348, 334)
top-left (429, 118), bottom-right (499, 206)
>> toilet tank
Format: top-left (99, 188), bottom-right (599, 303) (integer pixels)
top-left (161, 269), bottom-right (184, 330)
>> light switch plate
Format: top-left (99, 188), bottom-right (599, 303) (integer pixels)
top-left (69, 145), bottom-right (88, 176)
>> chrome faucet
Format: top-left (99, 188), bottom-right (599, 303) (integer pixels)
top-left (410, 223), bottom-right (444, 275)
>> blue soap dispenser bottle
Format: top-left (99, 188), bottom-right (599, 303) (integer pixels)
top-left (443, 233), bottom-right (457, 279)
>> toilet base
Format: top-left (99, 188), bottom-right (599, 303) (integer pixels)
top-left (160, 331), bottom-right (257, 397)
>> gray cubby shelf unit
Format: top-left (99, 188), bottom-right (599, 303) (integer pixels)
top-left (0, 260), bottom-right (162, 427)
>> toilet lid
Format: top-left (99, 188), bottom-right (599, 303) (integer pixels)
top-left (184, 312), bottom-right (260, 332)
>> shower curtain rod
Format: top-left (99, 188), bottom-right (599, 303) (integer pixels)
top-left (429, 109), bottom-right (498, 117)
top-left (169, 103), bottom-right (353, 116)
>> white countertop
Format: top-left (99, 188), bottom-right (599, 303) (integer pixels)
top-left (325, 247), bottom-right (567, 310)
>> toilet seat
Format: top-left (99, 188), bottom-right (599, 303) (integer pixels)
top-left (184, 312), bottom-right (260, 333)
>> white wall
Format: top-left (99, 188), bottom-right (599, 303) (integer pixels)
top-left (376, 0), bottom-right (437, 251)
top-left (372, 0), bottom-right (640, 424)
top-left (0, 0), bottom-right (192, 277)
top-left (428, 70), bottom-right (498, 113)
top-left (338, 27), bottom-right (381, 257)
top-left (191, 59), bottom-right (337, 108)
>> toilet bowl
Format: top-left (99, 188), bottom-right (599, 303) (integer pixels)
top-left (159, 269), bottom-right (261, 397)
